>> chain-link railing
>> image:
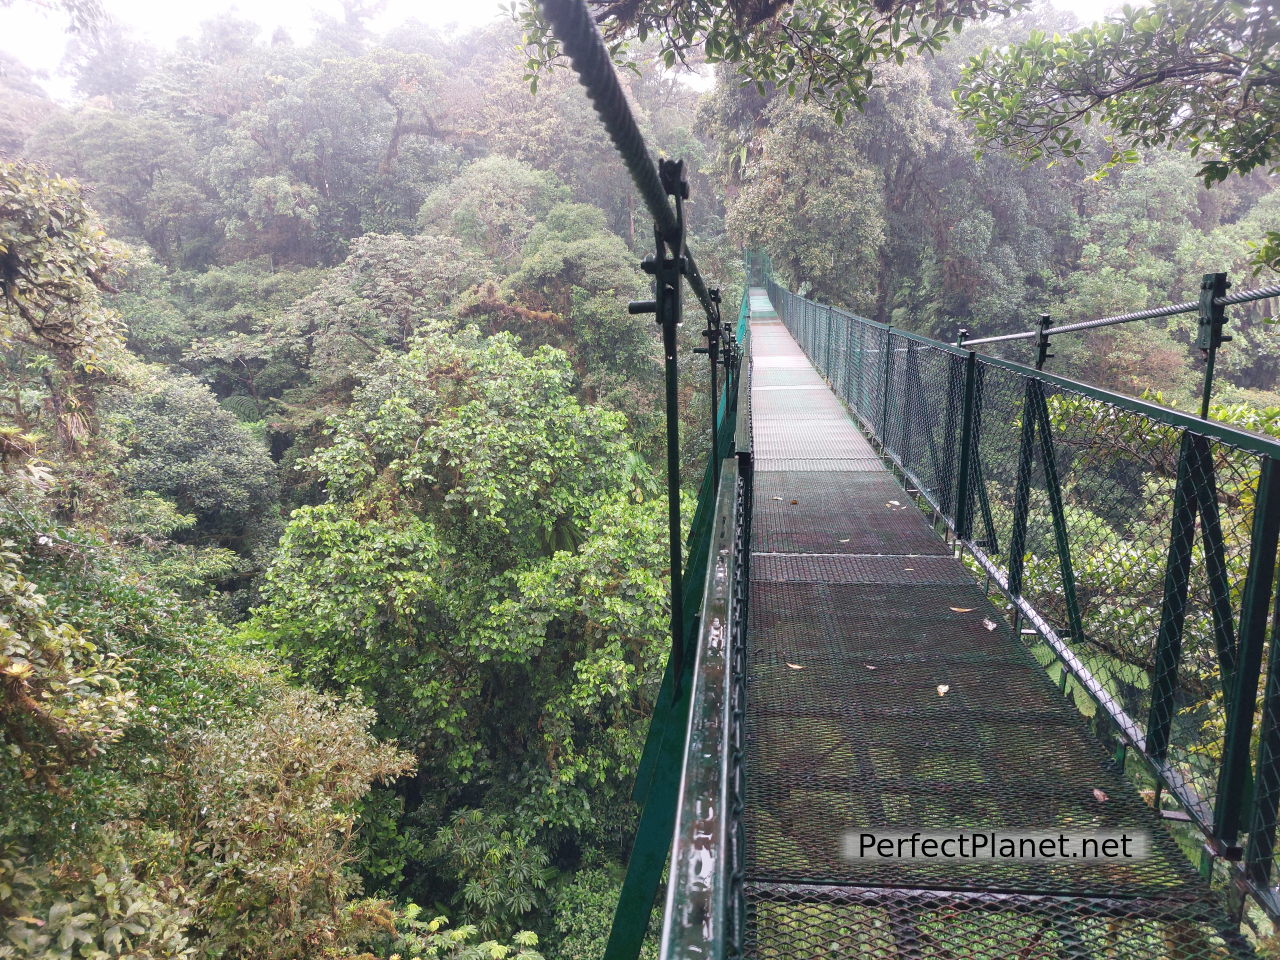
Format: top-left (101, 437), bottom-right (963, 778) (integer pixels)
top-left (768, 273), bottom-right (1280, 921)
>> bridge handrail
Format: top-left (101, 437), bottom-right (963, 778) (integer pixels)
top-left (659, 455), bottom-right (744, 960)
top-left (766, 271), bottom-right (1280, 920)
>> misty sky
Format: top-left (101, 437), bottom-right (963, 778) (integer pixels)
top-left (0, 0), bottom-right (1127, 100)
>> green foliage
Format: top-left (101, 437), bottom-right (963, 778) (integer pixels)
top-left (1, 848), bottom-right (192, 960)
top-left (547, 865), bottom-right (657, 960)
top-left (433, 810), bottom-right (552, 937)
top-left (420, 158), bottom-right (567, 270)
top-left (177, 685), bottom-right (414, 959)
top-left (307, 323), bottom-right (636, 558)
top-left (518, 0), bottom-right (1028, 114)
top-left (343, 901), bottom-right (544, 960)
top-left (102, 369), bottom-right (279, 553)
top-left (727, 100), bottom-right (885, 312)
top-left (0, 159), bottom-right (123, 368)
top-left (956, 0), bottom-right (1280, 196)
top-left (263, 233), bottom-right (492, 440)
top-left (0, 543), bottom-right (134, 791)
top-left (252, 323), bottom-right (667, 920)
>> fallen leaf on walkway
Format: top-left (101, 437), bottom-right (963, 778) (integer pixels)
top-left (1092, 789), bottom-right (1109, 803)
top-left (937, 684), bottom-right (951, 696)
top-left (786, 662), bottom-right (804, 670)
top-left (790, 499), bottom-right (799, 505)
top-left (982, 619), bottom-right (997, 631)
top-left (949, 607), bottom-right (974, 613)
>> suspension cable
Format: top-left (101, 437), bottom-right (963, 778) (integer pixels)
top-left (536, 0), bottom-right (717, 319)
top-left (964, 282), bottom-right (1280, 347)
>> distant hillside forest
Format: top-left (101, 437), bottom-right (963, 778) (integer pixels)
top-left (0, 0), bottom-right (1276, 957)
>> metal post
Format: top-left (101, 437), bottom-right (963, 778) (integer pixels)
top-left (1006, 378), bottom-right (1039, 596)
top-left (954, 351), bottom-right (979, 540)
top-left (627, 158), bottom-right (690, 698)
top-left (1245, 573), bottom-right (1280, 888)
top-left (1216, 456), bottom-right (1280, 852)
top-left (1030, 384), bottom-right (1087, 650)
top-left (880, 326), bottom-right (895, 447)
top-left (1035, 313), bottom-right (1053, 370)
top-left (1145, 433), bottom-right (1199, 763)
top-left (939, 354), bottom-right (962, 517)
top-left (829, 302), bottom-right (839, 381)
top-left (1197, 273), bottom-right (1230, 420)
top-left (696, 289), bottom-right (722, 486)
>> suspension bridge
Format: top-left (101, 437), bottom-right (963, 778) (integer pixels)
top-left (535, 1), bottom-right (1280, 956)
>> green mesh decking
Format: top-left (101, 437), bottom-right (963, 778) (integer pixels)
top-left (744, 290), bottom-right (1253, 959)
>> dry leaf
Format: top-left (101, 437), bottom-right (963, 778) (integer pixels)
top-left (1092, 789), bottom-right (1109, 803)
top-left (936, 684), bottom-right (951, 696)
top-left (982, 619), bottom-right (997, 631)
top-left (786, 662), bottom-right (804, 670)
top-left (790, 499), bottom-right (799, 505)
top-left (949, 607), bottom-right (974, 613)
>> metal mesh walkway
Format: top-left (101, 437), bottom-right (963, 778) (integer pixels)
top-left (743, 290), bottom-right (1253, 959)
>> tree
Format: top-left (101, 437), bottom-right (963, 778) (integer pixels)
top-left (0, 543), bottom-right (134, 793)
top-left (252, 324), bottom-right (666, 917)
top-left (955, 0), bottom-right (1280, 189)
top-left (260, 233), bottom-right (492, 444)
top-left (419, 157), bottom-right (567, 270)
top-left (29, 108), bottom-right (213, 266)
top-left (519, 0), bottom-right (1028, 113)
top-left (101, 368), bottom-right (280, 554)
top-left (726, 100), bottom-right (886, 312)
top-left (0, 160), bottom-right (124, 451)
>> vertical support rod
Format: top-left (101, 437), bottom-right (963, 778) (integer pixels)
top-left (880, 326), bottom-right (895, 448)
top-left (1031, 384), bottom-right (1086, 647)
top-left (939, 354), bottom-right (962, 517)
top-left (1035, 313), bottom-right (1053, 371)
top-left (1197, 273), bottom-right (1229, 420)
top-left (1006, 378), bottom-right (1039, 596)
top-left (698, 289), bottom-right (722, 488)
top-left (954, 351), bottom-right (979, 540)
top-left (659, 262), bottom-right (684, 694)
top-left (1191, 439), bottom-right (1241, 692)
top-left (1216, 456), bottom-right (1280, 850)
top-left (1245, 572), bottom-right (1280, 888)
top-left (1145, 432), bottom-right (1200, 763)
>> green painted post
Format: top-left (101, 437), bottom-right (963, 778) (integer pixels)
top-left (1006, 378), bottom-right (1039, 596)
top-left (1216, 456), bottom-right (1280, 850)
top-left (938, 355), bottom-right (962, 518)
top-left (880, 327), bottom-right (895, 448)
top-left (1245, 574), bottom-right (1280, 887)
top-left (1192, 439), bottom-right (1241, 692)
top-left (954, 351), bottom-right (979, 540)
top-left (1145, 433), bottom-right (1199, 763)
top-left (1197, 272), bottom-right (1230, 420)
top-left (829, 304), bottom-right (839, 378)
top-left (901, 342), bottom-right (917, 471)
top-left (1031, 384), bottom-right (1086, 646)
